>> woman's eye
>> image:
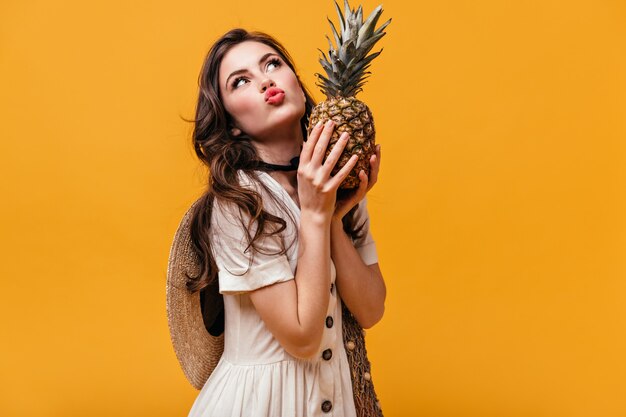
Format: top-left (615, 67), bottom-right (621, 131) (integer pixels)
top-left (267, 58), bottom-right (281, 71)
top-left (232, 77), bottom-right (247, 89)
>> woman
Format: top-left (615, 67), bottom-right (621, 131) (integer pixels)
top-left (185, 28), bottom-right (386, 416)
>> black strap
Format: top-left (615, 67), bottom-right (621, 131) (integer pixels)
top-left (253, 155), bottom-right (300, 172)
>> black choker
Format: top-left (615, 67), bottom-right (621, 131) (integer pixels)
top-left (253, 156), bottom-right (300, 172)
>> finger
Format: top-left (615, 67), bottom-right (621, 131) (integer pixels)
top-left (341, 170), bottom-right (368, 211)
top-left (311, 120), bottom-right (336, 165)
top-left (367, 157), bottom-right (379, 192)
top-left (300, 120), bottom-right (324, 163)
top-left (328, 154), bottom-right (358, 189)
top-left (373, 144), bottom-right (380, 167)
top-left (321, 132), bottom-right (349, 175)
top-left (357, 169), bottom-right (369, 196)
top-left (366, 145), bottom-right (380, 190)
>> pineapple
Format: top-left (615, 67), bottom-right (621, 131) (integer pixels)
top-left (307, 0), bottom-right (391, 189)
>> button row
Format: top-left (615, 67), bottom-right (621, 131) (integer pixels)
top-left (320, 283), bottom-right (336, 414)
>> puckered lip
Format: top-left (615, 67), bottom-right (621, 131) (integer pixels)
top-left (265, 87), bottom-right (285, 102)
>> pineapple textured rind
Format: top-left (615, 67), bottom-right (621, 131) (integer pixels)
top-left (307, 97), bottom-right (375, 189)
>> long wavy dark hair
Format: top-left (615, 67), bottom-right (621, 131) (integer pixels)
top-left (185, 29), bottom-right (364, 319)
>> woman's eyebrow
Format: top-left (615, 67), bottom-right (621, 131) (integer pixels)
top-left (225, 53), bottom-right (277, 88)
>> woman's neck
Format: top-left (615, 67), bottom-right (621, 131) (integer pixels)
top-left (270, 170), bottom-right (299, 207)
top-left (252, 124), bottom-right (304, 166)
top-left (250, 123), bottom-right (304, 201)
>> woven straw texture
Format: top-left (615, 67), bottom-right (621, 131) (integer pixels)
top-left (342, 302), bottom-right (384, 416)
top-left (166, 201), bottom-right (224, 389)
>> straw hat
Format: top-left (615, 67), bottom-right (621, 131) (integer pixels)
top-left (166, 197), bottom-right (224, 390)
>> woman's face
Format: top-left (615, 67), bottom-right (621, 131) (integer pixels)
top-left (218, 41), bottom-right (307, 141)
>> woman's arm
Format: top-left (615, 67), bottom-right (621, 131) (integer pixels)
top-left (330, 219), bottom-right (386, 328)
top-left (249, 211), bottom-right (332, 359)
top-left (330, 143), bottom-right (385, 328)
top-left (249, 121), bottom-right (359, 359)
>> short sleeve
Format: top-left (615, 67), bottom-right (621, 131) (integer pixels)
top-left (351, 197), bottom-right (379, 266)
top-left (210, 198), bottom-right (294, 295)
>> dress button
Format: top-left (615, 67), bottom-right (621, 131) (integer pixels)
top-left (364, 371), bottom-right (371, 381)
top-left (321, 400), bottom-right (333, 413)
top-left (322, 348), bottom-right (333, 360)
top-left (325, 316), bottom-right (334, 328)
top-left (330, 282), bottom-right (334, 293)
top-left (346, 341), bottom-right (355, 350)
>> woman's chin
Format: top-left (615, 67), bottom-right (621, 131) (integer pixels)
top-left (267, 110), bottom-right (303, 130)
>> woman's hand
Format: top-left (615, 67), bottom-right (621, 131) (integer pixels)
top-left (333, 143), bottom-right (381, 222)
top-left (298, 120), bottom-right (359, 224)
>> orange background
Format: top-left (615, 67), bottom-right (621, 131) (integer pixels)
top-left (1, 0), bottom-right (625, 416)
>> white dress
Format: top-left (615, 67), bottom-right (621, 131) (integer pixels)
top-left (188, 170), bottom-right (379, 417)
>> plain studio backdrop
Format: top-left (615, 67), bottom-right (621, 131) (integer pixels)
top-left (1, 0), bottom-right (625, 416)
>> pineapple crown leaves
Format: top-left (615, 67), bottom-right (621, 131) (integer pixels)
top-left (315, 0), bottom-right (391, 98)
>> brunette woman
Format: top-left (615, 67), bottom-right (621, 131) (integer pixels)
top-left (185, 28), bottom-right (385, 416)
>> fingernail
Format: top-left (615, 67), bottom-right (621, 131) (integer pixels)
top-left (315, 120), bottom-right (323, 128)
top-left (341, 132), bottom-right (348, 139)
top-left (326, 120), bottom-right (334, 127)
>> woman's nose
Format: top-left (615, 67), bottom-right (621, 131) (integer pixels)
top-left (259, 79), bottom-right (276, 93)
